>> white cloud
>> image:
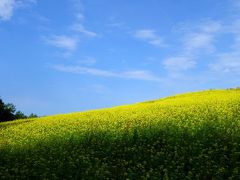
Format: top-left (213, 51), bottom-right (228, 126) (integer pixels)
top-left (42, 2), bottom-right (97, 57)
top-left (210, 52), bottom-right (240, 74)
top-left (208, 19), bottom-right (240, 75)
top-left (227, 20), bottom-right (240, 48)
top-left (72, 24), bottom-right (97, 37)
top-left (44, 35), bottom-right (78, 51)
top-left (0, 0), bottom-right (15, 21)
top-left (75, 13), bottom-right (84, 21)
top-left (71, 0), bottom-right (84, 13)
top-left (183, 33), bottom-right (215, 53)
top-left (182, 21), bottom-right (221, 54)
top-left (0, 0), bottom-right (36, 21)
top-left (53, 64), bottom-right (117, 77)
top-left (163, 56), bottom-right (196, 71)
top-left (162, 21), bottom-right (221, 72)
top-left (134, 29), bottom-right (166, 47)
top-left (199, 21), bottom-right (222, 33)
top-left (71, 8), bottom-right (97, 38)
top-left (107, 17), bottom-right (129, 31)
top-left (53, 64), bottom-right (161, 81)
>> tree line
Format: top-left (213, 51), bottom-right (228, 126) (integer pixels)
top-left (0, 98), bottom-right (37, 122)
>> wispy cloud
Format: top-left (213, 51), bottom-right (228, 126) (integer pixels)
top-left (44, 35), bottom-right (78, 51)
top-left (183, 33), bottom-right (215, 53)
top-left (210, 52), bottom-right (240, 74)
top-left (42, 2), bottom-right (97, 57)
top-left (182, 21), bottom-right (221, 54)
top-left (162, 21), bottom-right (221, 72)
top-left (107, 17), bottom-right (129, 31)
top-left (72, 24), bottom-right (97, 37)
top-left (71, 10), bottom-right (97, 38)
top-left (0, 0), bottom-right (36, 21)
top-left (163, 56), bottom-right (196, 71)
top-left (75, 13), bottom-right (84, 21)
top-left (54, 64), bottom-right (115, 77)
top-left (0, 0), bottom-right (15, 21)
top-left (53, 64), bottom-right (161, 81)
top-left (134, 29), bottom-right (166, 47)
top-left (227, 20), bottom-right (240, 48)
top-left (208, 18), bottom-right (240, 75)
top-left (161, 1), bottom-right (240, 82)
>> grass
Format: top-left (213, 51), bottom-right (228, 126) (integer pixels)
top-left (0, 89), bottom-right (240, 179)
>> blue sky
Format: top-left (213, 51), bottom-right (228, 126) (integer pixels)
top-left (1, 0), bottom-right (240, 115)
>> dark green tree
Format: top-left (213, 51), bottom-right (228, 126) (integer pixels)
top-left (15, 111), bottom-right (28, 119)
top-left (28, 113), bottom-right (38, 118)
top-left (0, 99), bottom-right (16, 122)
top-left (0, 98), bottom-right (38, 122)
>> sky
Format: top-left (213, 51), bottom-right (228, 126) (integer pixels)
top-left (0, 0), bottom-right (240, 116)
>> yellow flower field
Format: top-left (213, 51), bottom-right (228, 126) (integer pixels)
top-left (0, 89), bottom-right (240, 179)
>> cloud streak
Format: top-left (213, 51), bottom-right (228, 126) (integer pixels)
top-left (44, 35), bottom-right (78, 51)
top-left (163, 56), bottom-right (196, 71)
top-left (53, 64), bottom-right (161, 81)
top-left (134, 29), bottom-right (166, 47)
top-left (71, 10), bottom-right (97, 38)
top-left (72, 24), bottom-right (97, 37)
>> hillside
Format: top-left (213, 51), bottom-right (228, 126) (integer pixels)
top-left (0, 89), bottom-right (240, 179)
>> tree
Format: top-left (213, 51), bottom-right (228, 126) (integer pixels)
top-left (15, 111), bottom-right (28, 119)
top-left (0, 99), bottom-right (5, 120)
top-left (0, 98), bottom-right (38, 122)
top-left (28, 113), bottom-right (38, 118)
top-left (0, 99), bottom-right (16, 122)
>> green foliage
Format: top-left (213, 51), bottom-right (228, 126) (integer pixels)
top-left (0, 99), bottom-right (16, 122)
top-left (28, 113), bottom-right (38, 118)
top-left (0, 89), bottom-right (240, 179)
top-left (14, 111), bottom-right (28, 119)
top-left (0, 98), bottom-right (37, 122)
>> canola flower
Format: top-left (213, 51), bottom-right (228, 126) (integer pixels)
top-left (0, 89), bottom-right (240, 179)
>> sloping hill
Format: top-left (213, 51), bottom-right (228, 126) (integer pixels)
top-left (0, 89), bottom-right (240, 179)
